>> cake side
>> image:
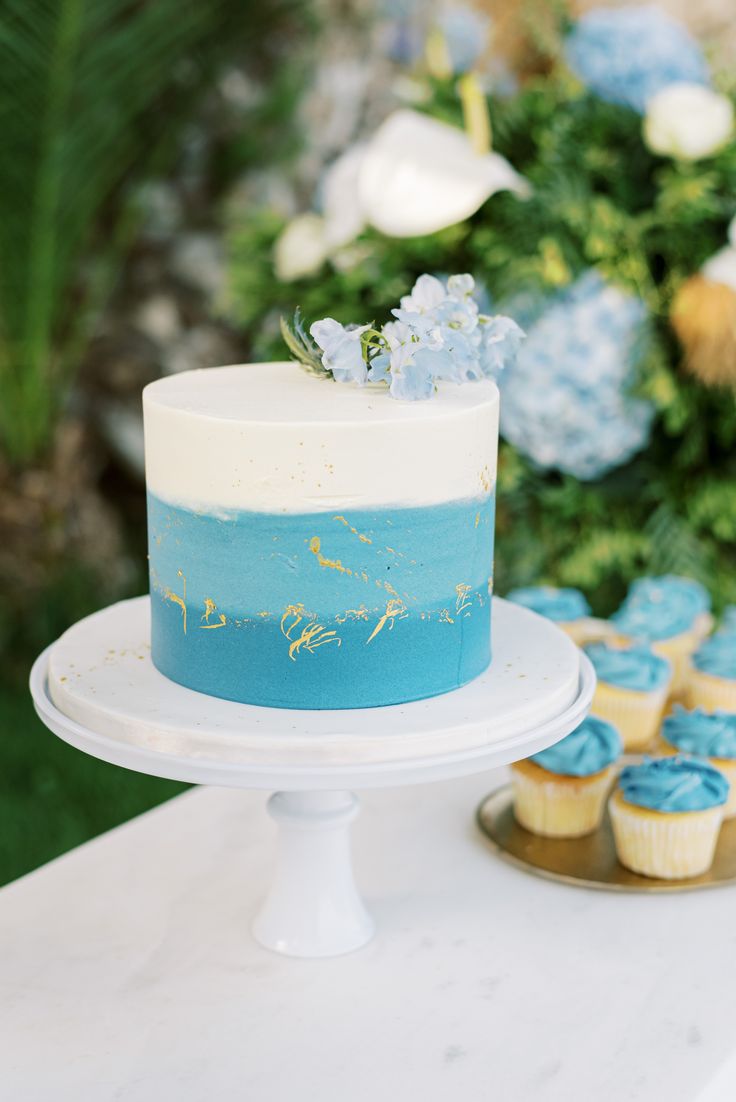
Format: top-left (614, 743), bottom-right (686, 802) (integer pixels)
top-left (144, 363), bottom-right (499, 709)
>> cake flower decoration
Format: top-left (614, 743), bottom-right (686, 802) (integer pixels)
top-left (281, 273), bottom-right (524, 401)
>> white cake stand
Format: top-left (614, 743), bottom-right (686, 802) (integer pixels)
top-left (30, 596), bottom-right (594, 958)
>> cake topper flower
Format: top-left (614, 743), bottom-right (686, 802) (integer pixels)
top-left (281, 273), bottom-right (524, 401)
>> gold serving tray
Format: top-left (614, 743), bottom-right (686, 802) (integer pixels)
top-left (477, 785), bottom-right (736, 893)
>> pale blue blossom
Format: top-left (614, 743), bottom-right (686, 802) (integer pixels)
top-left (497, 271), bottom-right (655, 480)
top-left (389, 358), bottom-right (435, 401)
top-left (307, 273), bottom-right (523, 400)
top-left (310, 318), bottom-right (371, 384)
top-left (565, 6), bottom-right (709, 114)
top-left (437, 8), bottom-right (491, 74)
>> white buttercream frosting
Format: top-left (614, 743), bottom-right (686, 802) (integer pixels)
top-left (143, 363), bottom-right (499, 512)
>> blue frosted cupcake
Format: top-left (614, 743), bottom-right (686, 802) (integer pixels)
top-left (612, 575), bottom-right (713, 694)
top-left (688, 631), bottom-right (736, 713)
top-left (584, 642), bottom-right (672, 751)
top-left (506, 586), bottom-right (607, 645)
top-left (511, 716), bottom-right (622, 837)
top-left (609, 757), bottom-right (728, 879)
top-left (660, 707), bottom-right (736, 817)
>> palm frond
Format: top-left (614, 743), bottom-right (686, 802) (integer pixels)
top-left (0, 0), bottom-right (304, 462)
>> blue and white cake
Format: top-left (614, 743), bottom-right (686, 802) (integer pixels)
top-left (144, 362), bottom-right (500, 709)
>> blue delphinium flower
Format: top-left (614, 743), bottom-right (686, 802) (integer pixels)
top-left (308, 273), bottom-right (523, 401)
top-left (564, 6), bottom-right (710, 114)
top-left (497, 271), bottom-right (655, 480)
top-left (310, 319), bottom-right (371, 384)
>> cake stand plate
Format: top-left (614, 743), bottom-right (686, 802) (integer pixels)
top-left (31, 597), bottom-right (594, 957)
top-left (478, 785), bottom-right (736, 893)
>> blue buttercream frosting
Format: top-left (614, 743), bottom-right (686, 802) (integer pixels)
top-left (530, 716), bottom-right (622, 777)
top-left (506, 586), bottom-right (590, 622)
top-left (618, 756), bottom-right (729, 813)
top-left (613, 575), bottom-right (711, 641)
top-left (584, 642), bottom-right (671, 691)
top-left (692, 632), bottom-right (736, 681)
top-left (148, 492), bottom-right (495, 709)
top-left (662, 706), bottom-right (736, 760)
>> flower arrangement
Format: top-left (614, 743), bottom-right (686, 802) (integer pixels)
top-left (282, 274), bottom-right (523, 400)
top-left (227, 3), bottom-right (736, 611)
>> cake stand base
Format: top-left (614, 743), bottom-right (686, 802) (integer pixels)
top-left (253, 791), bottom-right (374, 956)
top-left (31, 597), bottom-right (594, 958)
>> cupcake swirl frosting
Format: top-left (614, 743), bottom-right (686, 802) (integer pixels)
top-left (618, 756), bottom-right (729, 812)
top-left (584, 642), bottom-right (671, 691)
top-left (531, 716), bottom-right (622, 776)
top-left (662, 706), bottom-right (736, 760)
top-left (613, 575), bottom-right (710, 641)
top-left (506, 586), bottom-right (591, 622)
top-left (692, 632), bottom-right (736, 680)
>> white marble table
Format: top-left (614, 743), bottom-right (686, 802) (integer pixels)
top-left (1, 772), bottom-right (735, 1101)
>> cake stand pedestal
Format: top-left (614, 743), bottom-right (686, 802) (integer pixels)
top-left (30, 596), bottom-right (594, 958)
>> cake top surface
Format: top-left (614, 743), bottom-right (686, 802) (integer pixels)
top-left (612, 574), bottom-right (711, 641)
top-left (618, 756), bottom-right (730, 813)
top-left (693, 631), bottom-right (736, 680)
top-left (143, 363), bottom-right (498, 425)
top-left (583, 641), bottom-right (671, 691)
top-left (662, 706), bottom-right (736, 759)
top-left (506, 585), bottom-right (591, 623)
top-left (530, 715), bottom-right (621, 776)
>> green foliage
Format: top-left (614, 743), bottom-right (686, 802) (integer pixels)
top-left (226, 56), bottom-right (736, 612)
top-left (0, 0), bottom-right (309, 464)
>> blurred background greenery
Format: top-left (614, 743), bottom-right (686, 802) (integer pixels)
top-left (1, 0), bottom-right (735, 885)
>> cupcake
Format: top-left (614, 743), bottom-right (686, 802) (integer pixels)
top-left (609, 756), bottom-right (728, 879)
top-left (505, 586), bottom-right (609, 645)
top-left (612, 575), bottom-right (712, 695)
top-left (660, 706), bottom-right (736, 818)
top-left (511, 716), bottom-right (622, 837)
top-left (688, 631), bottom-right (736, 712)
top-left (584, 642), bottom-right (672, 751)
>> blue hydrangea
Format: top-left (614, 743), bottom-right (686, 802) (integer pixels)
top-left (564, 6), bottom-right (710, 114)
top-left (497, 271), bottom-right (655, 480)
top-left (436, 8), bottom-right (491, 74)
top-left (308, 273), bottom-right (523, 401)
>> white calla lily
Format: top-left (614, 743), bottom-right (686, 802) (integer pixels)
top-left (322, 144), bottom-right (368, 248)
top-left (357, 109), bottom-right (529, 238)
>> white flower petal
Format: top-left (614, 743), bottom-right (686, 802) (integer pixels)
top-left (644, 83), bottom-right (734, 161)
top-left (358, 109), bottom-right (529, 238)
top-left (321, 144), bottom-right (368, 248)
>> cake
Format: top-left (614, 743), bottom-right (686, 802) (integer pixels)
top-left (611, 575), bottom-right (712, 695)
top-left (584, 641), bottom-right (672, 751)
top-left (660, 706), bottom-right (736, 818)
top-left (609, 756), bottom-right (728, 880)
top-left (510, 715), bottom-right (622, 837)
top-left (504, 585), bottom-right (609, 645)
top-left (143, 363), bottom-right (499, 709)
top-left (687, 630), bottom-right (736, 712)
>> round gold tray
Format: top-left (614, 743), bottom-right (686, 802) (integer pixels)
top-left (477, 785), bottom-right (736, 893)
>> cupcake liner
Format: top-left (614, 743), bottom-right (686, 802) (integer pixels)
top-left (609, 789), bottom-right (723, 879)
top-left (511, 760), bottom-right (615, 838)
top-left (657, 738), bottom-right (736, 819)
top-left (590, 680), bottom-right (670, 752)
top-left (687, 670), bottom-right (736, 713)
